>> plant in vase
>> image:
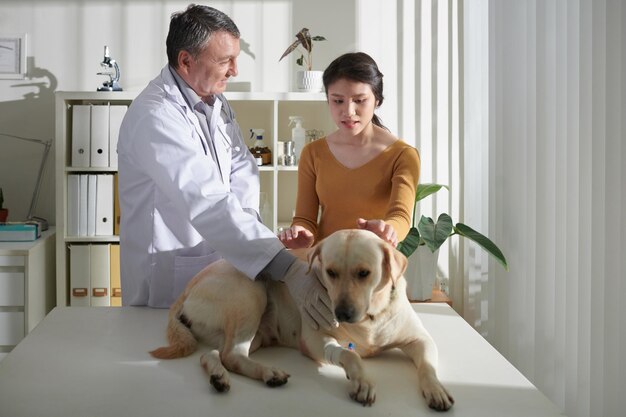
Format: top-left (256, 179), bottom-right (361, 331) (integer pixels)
top-left (397, 183), bottom-right (508, 300)
top-left (279, 27), bottom-right (326, 92)
top-left (0, 188), bottom-right (8, 222)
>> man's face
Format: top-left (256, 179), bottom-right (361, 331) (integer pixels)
top-left (179, 31), bottom-right (240, 98)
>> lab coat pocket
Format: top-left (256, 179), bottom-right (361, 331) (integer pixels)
top-left (173, 252), bottom-right (222, 297)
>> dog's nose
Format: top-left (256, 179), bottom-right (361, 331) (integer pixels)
top-left (335, 302), bottom-right (356, 323)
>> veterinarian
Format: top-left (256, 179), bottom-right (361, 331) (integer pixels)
top-left (279, 52), bottom-right (420, 250)
top-left (117, 4), bottom-right (336, 331)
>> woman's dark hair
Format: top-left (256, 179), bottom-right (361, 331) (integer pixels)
top-left (167, 4), bottom-right (240, 68)
top-left (323, 52), bottom-right (387, 130)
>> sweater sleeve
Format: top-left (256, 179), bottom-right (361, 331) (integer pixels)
top-left (291, 143), bottom-right (320, 236)
top-left (384, 146), bottom-right (421, 241)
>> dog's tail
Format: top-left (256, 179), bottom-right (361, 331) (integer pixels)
top-left (150, 296), bottom-right (198, 359)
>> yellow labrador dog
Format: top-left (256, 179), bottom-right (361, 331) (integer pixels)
top-left (151, 229), bottom-right (454, 411)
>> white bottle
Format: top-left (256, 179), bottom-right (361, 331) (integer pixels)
top-left (289, 116), bottom-right (306, 163)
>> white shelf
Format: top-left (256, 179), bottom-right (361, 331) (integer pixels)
top-left (0, 228), bottom-right (56, 359)
top-left (54, 91), bottom-right (334, 307)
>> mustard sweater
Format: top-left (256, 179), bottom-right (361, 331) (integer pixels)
top-left (292, 138), bottom-right (420, 243)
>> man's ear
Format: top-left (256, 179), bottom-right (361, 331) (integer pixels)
top-left (177, 50), bottom-right (193, 74)
top-left (379, 242), bottom-right (408, 288)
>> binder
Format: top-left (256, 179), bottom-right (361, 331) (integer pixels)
top-left (78, 175), bottom-right (88, 236)
top-left (108, 105), bottom-right (127, 169)
top-left (70, 245), bottom-right (91, 306)
top-left (110, 244), bottom-right (121, 307)
top-left (87, 175), bottom-right (97, 236)
top-left (67, 175), bottom-right (80, 236)
top-left (96, 175), bottom-right (114, 236)
top-left (90, 105), bottom-right (110, 167)
top-left (71, 105), bottom-right (91, 167)
top-left (90, 244), bottom-right (111, 307)
top-left (113, 173), bottom-right (121, 235)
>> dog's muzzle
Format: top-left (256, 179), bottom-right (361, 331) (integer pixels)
top-left (334, 301), bottom-right (357, 323)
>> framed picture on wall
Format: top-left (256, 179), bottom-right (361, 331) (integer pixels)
top-left (0, 34), bottom-right (27, 79)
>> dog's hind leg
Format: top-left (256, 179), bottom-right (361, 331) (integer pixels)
top-left (200, 350), bottom-right (230, 392)
top-left (220, 339), bottom-right (290, 387)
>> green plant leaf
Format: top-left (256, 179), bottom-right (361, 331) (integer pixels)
top-left (415, 183), bottom-right (449, 203)
top-left (296, 28), bottom-right (313, 53)
top-left (279, 38), bottom-right (302, 62)
top-left (397, 227), bottom-right (421, 258)
top-left (454, 223), bottom-right (509, 271)
top-left (418, 214), bottom-right (453, 253)
top-left (296, 55), bottom-right (304, 66)
top-left (311, 36), bottom-right (326, 41)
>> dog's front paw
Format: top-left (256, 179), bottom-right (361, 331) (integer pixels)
top-left (263, 367), bottom-right (290, 387)
top-left (422, 379), bottom-right (454, 411)
top-left (348, 376), bottom-right (376, 406)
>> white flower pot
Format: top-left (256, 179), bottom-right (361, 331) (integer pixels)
top-left (296, 70), bottom-right (324, 92)
top-left (404, 247), bottom-right (439, 301)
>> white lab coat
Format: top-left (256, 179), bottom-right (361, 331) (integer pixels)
top-left (117, 65), bottom-right (283, 308)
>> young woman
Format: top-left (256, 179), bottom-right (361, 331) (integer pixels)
top-left (279, 52), bottom-right (420, 249)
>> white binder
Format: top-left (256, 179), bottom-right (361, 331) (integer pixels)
top-left (67, 175), bottom-right (80, 236)
top-left (78, 175), bottom-right (88, 236)
top-left (69, 245), bottom-right (91, 307)
top-left (71, 105), bottom-right (91, 167)
top-left (96, 175), bottom-right (114, 236)
top-left (90, 105), bottom-right (110, 167)
top-left (87, 175), bottom-right (97, 236)
top-left (90, 244), bottom-right (111, 307)
top-left (108, 105), bottom-right (127, 169)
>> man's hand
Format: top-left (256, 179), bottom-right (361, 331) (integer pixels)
top-left (282, 260), bottom-right (338, 331)
top-left (356, 218), bottom-right (398, 247)
top-left (278, 225), bottom-right (315, 249)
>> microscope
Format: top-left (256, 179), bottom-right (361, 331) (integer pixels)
top-left (97, 45), bottom-right (122, 91)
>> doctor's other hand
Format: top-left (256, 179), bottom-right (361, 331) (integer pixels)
top-left (278, 225), bottom-right (314, 249)
top-left (282, 260), bottom-right (338, 331)
top-left (356, 218), bottom-right (399, 247)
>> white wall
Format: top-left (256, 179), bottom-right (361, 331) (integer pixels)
top-left (0, 0), bottom-right (358, 224)
top-left (465, 1), bottom-right (626, 416)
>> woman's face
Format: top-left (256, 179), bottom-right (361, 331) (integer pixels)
top-left (327, 78), bottom-right (378, 136)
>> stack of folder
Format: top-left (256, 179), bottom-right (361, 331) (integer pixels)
top-left (0, 222), bottom-right (41, 242)
top-left (71, 104), bottom-right (127, 169)
top-left (69, 243), bottom-right (121, 307)
top-left (67, 174), bottom-right (117, 237)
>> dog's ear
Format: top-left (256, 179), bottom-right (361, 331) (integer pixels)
top-left (380, 242), bottom-right (408, 287)
top-left (307, 241), bottom-right (323, 273)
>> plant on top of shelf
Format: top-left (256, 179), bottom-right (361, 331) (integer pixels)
top-left (279, 28), bottom-right (326, 71)
top-left (397, 183), bottom-right (509, 271)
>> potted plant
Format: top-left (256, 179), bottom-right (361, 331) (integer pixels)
top-left (0, 188), bottom-right (8, 222)
top-left (397, 183), bottom-right (508, 300)
top-left (279, 27), bottom-right (326, 92)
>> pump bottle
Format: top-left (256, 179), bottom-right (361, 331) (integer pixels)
top-left (288, 116), bottom-right (305, 162)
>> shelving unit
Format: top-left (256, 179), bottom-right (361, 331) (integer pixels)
top-left (0, 228), bottom-right (56, 361)
top-left (54, 91), bottom-right (334, 307)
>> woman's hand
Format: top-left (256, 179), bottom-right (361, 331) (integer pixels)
top-left (356, 218), bottom-right (398, 247)
top-left (278, 225), bottom-right (315, 249)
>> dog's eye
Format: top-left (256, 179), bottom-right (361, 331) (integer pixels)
top-left (357, 270), bottom-right (370, 279)
top-left (326, 269), bottom-right (338, 279)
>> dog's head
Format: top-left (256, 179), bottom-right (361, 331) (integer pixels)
top-left (308, 229), bottom-right (408, 323)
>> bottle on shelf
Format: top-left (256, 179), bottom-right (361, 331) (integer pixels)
top-left (249, 128), bottom-right (272, 166)
top-left (288, 116), bottom-right (306, 163)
